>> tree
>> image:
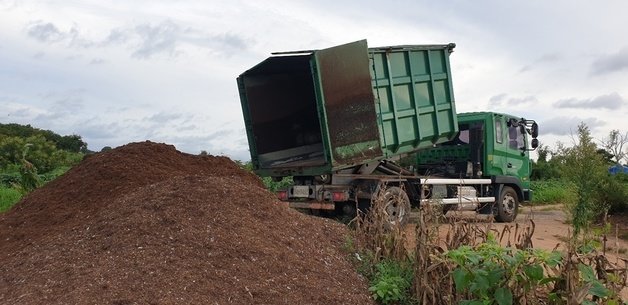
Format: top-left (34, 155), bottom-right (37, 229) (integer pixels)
top-left (0, 123), bottom-right (88, 153)
top-left (601, 129), bottom-right (628, 165)
top-left (57, 134), bottom-right (88, 153)
top-left (0, 135), bottom-right (77, 173)
top-left (530, 143), bottom-right (562, 180)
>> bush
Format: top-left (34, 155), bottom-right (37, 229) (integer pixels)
top-left (598, 173), bottom-right (628, 214)
top-left (0, 172), bottom-right (20, 187)
top-left (261, 176), bottom-right (293, 192)
top-left (0, 135), bottom-right (83, 174)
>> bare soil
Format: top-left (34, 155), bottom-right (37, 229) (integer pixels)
top-left (0, 141), bottom-right (373, 305)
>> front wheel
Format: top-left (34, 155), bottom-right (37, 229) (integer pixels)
top-left (495, 186), bottom-right (518, 222)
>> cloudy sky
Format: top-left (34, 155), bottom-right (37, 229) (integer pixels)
top-left (1, 0), bottom-right (627, 160)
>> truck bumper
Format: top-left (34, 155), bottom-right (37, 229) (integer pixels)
top-left (288, 201), bottom-right (336, 210)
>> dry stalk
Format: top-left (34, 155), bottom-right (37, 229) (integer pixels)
top-left (551, 238), bottom-right (628, 304)
top-left (352, 185), bottom-right (409, 263)
top-left (414, 202), bottom-right (457, 305)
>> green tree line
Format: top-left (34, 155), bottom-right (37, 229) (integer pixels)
top-left (0, 123), bottom-right (87, 153)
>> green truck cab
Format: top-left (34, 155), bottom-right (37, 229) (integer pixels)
top-left (417, 112), bottom-right (539, 221)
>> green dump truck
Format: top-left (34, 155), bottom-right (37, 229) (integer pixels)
top-left (237, 40), bottom-right (538, 223)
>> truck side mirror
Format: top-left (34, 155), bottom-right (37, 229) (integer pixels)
top-left (531, 122), bottom-right (538, 138)
top-left (531, 138), bottom-right (539, 149)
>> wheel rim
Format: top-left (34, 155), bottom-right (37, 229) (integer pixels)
top-left (384, 198), bottom-right (406, 224)
top-left (501, 193), bottom-right (516, 216)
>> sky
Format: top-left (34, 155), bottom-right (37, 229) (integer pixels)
top-left (1, 0), bottom-right (627, 161)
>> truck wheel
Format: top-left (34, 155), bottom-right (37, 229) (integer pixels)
top-left (381, 186), bottom-right (411, 226)
top-left (495, 186), bottom-right (518, 222)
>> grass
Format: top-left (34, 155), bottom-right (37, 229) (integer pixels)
top-left (0, 165), bottom-right (72, 213)
top-left (0, 186), bottom-right (22, 212)
top-left (531, 180), bottom-right (577, 205)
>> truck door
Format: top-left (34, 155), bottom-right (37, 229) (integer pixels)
top-left (313, 40), bottom-right (383, 166)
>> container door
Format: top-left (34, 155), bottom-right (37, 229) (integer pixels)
top-left (313, 40), bottom-right (383, 166)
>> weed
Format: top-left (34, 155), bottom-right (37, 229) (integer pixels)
top-left (447, 237), bottom-right (562, 304)
top-left (369, 260), bottom-right (414, 305)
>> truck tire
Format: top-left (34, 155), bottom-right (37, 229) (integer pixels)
top-left (495, 186), bottom-right (518, 222)
top-left (381, 186), bottom-right (411, 226)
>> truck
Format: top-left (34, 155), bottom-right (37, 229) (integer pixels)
top-left (237, 40), bottom-right (539, 224)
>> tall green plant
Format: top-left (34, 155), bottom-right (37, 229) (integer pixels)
top-left (559, 123), bottom-right (607, 238)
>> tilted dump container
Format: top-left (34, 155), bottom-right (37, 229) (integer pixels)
top-left (238, 40), bottom-right (458, 176)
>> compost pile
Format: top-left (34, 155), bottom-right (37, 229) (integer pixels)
top-left (0, 141), bottom-right (373, 305)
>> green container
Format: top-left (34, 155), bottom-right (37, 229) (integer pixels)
top-left (238, 40), bottom-right (458, 177)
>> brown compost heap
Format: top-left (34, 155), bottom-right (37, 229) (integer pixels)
top-left (0, 141), bottom-right (373, 305)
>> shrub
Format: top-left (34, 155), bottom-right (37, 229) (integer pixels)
top-left (598, 173), bottom-right (628, 214)
top-left (261, 176), bottom-right (293, 192)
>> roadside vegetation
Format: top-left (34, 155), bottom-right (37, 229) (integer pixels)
top-left (348, 124), bottom-right (628, 304)
top-left (531, 127), bottom-right (628, 216)
top-left (0, 123), bottom-right (86, 212)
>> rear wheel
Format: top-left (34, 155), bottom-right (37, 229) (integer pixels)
top-left (495, 186), bottom-right (518, 222)
top-left (381, 186), bottom-right (411, 226)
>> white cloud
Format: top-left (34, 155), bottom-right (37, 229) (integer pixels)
top-left (591, 47), bottom-right (628, 75)
top-left (489, 94), bottom-right (538, 108)
top-left (554, 92), bottom-right (625, 110)
top-left (26, 21), bottom-right (64, 42)
top-left (539, 116), bottom-right (606, 136)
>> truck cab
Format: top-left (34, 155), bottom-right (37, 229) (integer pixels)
top-left (416, 112), bottom-right (539, 220)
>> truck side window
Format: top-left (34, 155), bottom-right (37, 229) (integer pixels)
top-left (495, 120), bottom-right (503, 144)
top-left (458, 130), bottom-right (470, 144)
top-left (508, 126), bottom-right (524, 150)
